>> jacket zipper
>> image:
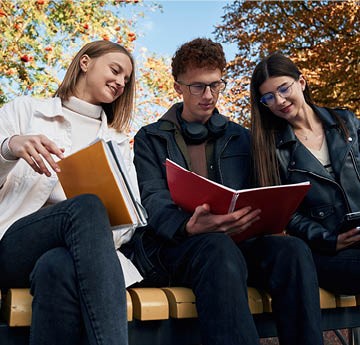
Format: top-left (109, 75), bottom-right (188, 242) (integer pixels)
top-left (349, 150), bottom-right (360, 181)
top-left (288, 168), bottom-right (351, 212)
top-left (217, 135), bottom-right (233, 184)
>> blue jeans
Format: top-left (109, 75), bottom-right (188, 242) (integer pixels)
top-left (153, 233), bottom-right (323, 345)
top-left (312, 244), bottom-right (360, 295)
top-left (0, 194), bottom-right (128, 345)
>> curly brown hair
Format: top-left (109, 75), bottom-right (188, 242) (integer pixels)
top-left (171, 38), bottom-right (226, 80)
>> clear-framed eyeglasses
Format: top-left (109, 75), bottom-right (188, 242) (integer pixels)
top-left (177, 79), bottom-right (227, 95)
top-left (260, 80), bottom-right (296, 107)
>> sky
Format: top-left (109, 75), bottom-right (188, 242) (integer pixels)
top-left (131, 1), bottom-right (237, 61)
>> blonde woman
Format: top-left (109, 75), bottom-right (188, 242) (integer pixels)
top-left (0, 41), bottom-right (139, 345)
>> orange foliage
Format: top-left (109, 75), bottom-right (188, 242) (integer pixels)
top-left (0, 0), bottom-right (153, 105)
top-left (215, 0), bottom-right (359, 118)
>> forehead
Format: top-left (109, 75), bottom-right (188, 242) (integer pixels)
top-left (259, 76), bottom-right (293, 94)
top-left (178, 67), bottom-right (222, 83)
top-left (96, 52), bottom-right (132, 73)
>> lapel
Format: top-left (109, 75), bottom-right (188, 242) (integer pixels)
top-left (316, 106), bottom-right (352, 177)
top-left (277, 106), bottom-right (352, 180)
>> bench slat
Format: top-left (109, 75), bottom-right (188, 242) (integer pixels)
top-left (161, 287), bottom-right (197, 318)
top-left (336, 294), bottom-right (357, 308)
top-left (1, 289), bottom-right (32, 327)
top-left (2, 287), bottom-right (358, 328)
top-left (1, 288), bottom-right (134, 326)
top-left (128, 287), bottom-right (169, 321)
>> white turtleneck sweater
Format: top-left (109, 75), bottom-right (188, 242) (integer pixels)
top-left (48, 97), bottom-right (102, 203)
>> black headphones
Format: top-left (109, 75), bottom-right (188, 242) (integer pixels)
top-left (177, 110), bottom-right (228, 145)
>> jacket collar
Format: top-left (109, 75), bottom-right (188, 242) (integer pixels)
top-left (145, 102), bottom-right (244, 169)
top-left (276, 105), bottom-right (352, 180)
top-left (157, 102), bottom-right (235, 136)
top-left (276, 105), bottom-right (338, 148)
top-left (33, 97), bottom-right (63, 118)
top-left (33, 96), bottom-right (117, 141)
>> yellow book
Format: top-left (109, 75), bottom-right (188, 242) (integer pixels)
top-left (57, 139), bottom-right (147, 228)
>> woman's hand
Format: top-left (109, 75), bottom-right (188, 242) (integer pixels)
top-left (336, 227), bottom-right (360, 251)
top-left (185, 203), bottom-right (261, 236)
top-left (9, 134), bottom-right (65, 176)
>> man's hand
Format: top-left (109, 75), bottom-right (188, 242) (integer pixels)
top-left (336, 227), bottom-right (360, 251)
top-left (186, 203), bottom-right (261, 236)
top-left (9, 134), bottom-right (65, 176)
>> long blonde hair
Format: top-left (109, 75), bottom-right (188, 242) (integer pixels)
top-left (55, 40), bottom-right (135, 132)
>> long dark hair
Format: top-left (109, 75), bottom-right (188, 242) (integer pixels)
top-left (250, 52), bottom-right (347, 186)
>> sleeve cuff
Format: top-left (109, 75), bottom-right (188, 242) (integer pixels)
top-left (1, 137), bottom-right (19, 161)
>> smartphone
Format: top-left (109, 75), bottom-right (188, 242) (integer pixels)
top-left (338, 212), bottom-right (360, 233)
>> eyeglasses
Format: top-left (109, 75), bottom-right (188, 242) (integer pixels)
top-left (177, 79), bottom-right (227, 95)
top-left (260, 80), bottom-right (296, 107)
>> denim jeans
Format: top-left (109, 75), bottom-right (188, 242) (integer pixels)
top-left (240, 235), bottom-right (323, 345)
top-left (0, 194), bottom-right (128, 345)
top-left (312, 244), bottom-right (360, 295)
top-left (155, 233), bottom-right (323, 345)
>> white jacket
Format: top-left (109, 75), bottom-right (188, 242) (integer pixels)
top-left (0, 96), bottom-right (142, 285)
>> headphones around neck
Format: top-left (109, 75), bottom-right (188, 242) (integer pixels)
top-left (177, 111), bottom-right (228, 145)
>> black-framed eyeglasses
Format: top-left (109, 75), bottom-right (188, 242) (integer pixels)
top-left (177, 79), bottom-right (227, 95)
top-left (260, 80), bottom-right (296, 107)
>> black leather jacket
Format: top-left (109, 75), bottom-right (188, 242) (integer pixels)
top-left (276, 105), bottom-right (360, 254)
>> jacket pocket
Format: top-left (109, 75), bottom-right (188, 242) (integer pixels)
top-left (310, 204), bottom-right (335, 220)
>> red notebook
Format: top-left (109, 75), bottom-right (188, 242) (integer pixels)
top-left (165, 159), bottom-right (311, 242)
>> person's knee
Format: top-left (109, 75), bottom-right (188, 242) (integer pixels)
top-left (281, 236), bottom-right (312, 257)
top-left (66, 194), bottom-right (111, 237)
top-left (30, 248), bottom-right (76, 296)
top-left (195, 234), bottom-right (248, 277)
top-left (70, 194), bottom-right (107, 218)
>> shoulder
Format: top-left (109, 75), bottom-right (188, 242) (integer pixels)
top-left (226, 120), bottom-right (250, 139)
top-left (227, 120), bottom-right (249, 131)
top-left (1, 96), bottom-right (34, 111)
top-left (107, 127), bottom-right (130, 145)
top-left (135, 119), bottom-right (170, 139)
top-left (320, 105), bottom-right (356, 120)
top-left (314, 105), bottom-right (358, 127)
top-left (1, 96), bottom-right (62, 115)
top-left (330, 106), bottom-right (355, 116)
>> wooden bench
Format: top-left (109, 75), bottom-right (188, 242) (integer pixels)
top-left (1, 287), bottom-right (360, 345)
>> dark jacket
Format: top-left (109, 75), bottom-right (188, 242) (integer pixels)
top-left (133, 103), bottom-right (251, 242)
top-left (276, 105), bottom-right (360, 254)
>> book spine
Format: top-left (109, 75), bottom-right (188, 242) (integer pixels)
top-left (228, 193), bottom-right (239, 213)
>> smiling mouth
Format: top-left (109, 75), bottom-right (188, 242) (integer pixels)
top-left (280, 104), bottom-right (292, 112)
top-left (108, 85), bottom-right (118, 97)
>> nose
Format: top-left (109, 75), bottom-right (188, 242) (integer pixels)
top-left (202, 85), bottom-right (213, 98)
top-left (115, 75), bottom-right (125, 87)
top-left (274, 92), bottom-right (286, 104)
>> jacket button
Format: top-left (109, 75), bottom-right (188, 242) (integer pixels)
top-left (319, 211), bottom-right (325, 217)
top-left (348, 137), bottom-right (353, 142)
top-left (290, 161), bottom-right (295, 166)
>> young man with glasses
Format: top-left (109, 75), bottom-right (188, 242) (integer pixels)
top-left (129, 38), bottom-right (323, 345)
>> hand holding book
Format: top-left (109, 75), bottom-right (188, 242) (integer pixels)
top-left (57, 139), bottom-right (147, 229)
top-left (165, 159), bottom-right (310, 242)
top-left (186, 202), bottom-right (262, 238)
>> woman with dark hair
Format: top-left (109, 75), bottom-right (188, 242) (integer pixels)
top-left (0, 40), bottom-right (141, 345)
top-left (251, 52), bottom-right (360, 294)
